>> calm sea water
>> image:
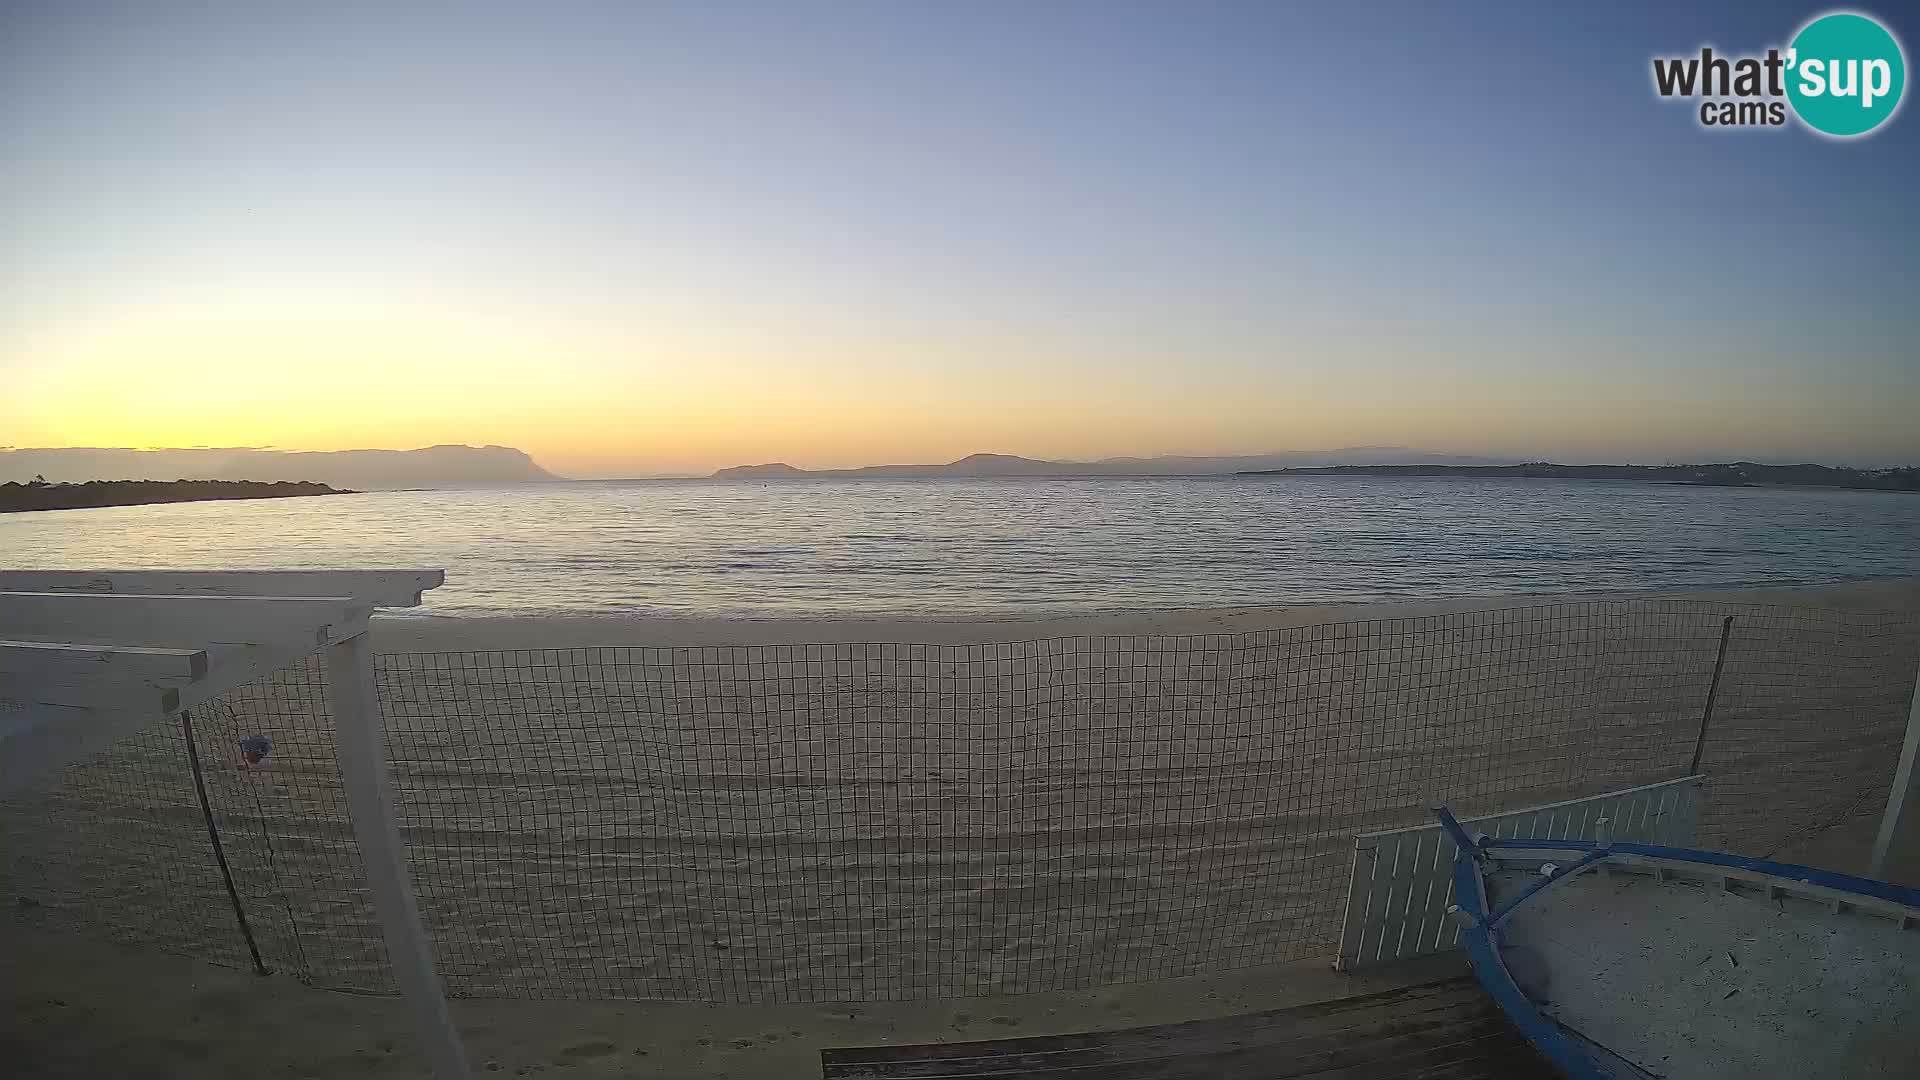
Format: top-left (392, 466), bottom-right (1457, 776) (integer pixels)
top-left (2, 477), bottom-right (1917, 617)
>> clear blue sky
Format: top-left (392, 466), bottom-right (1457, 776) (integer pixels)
top-left (3, 1), bottom-right (1916, 473)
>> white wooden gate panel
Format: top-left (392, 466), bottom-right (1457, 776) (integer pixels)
top-left (1335, 775), bottom-right (1705, 970)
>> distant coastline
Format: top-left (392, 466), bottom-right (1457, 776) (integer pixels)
top-left (711, 448), bottom-right (1516, 479)
top-left (0, 479), bottom-right (354, 513)
top-left (707, 453), bottom-right (1919, 490)
top-left (1235, 462), bottom-right (1920, 492)
top-left (13, 448), bottom-right (1912, 490)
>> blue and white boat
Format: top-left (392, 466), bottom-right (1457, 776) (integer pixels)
top-left (1432, 805), bottom-right (1920, 1079)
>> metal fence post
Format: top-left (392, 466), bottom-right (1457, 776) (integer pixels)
top-left (1687, 616), bottom-right (1735, 776)
top-left (328, 632), bottom-right (470, 1080)
top-left (1869, 657), bottom-right (1920, 880)
top-left (178, 707), bottom-right (269, 976)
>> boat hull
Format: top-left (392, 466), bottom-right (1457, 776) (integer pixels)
top-left (1434, 812), bottom-right (1920, 1079)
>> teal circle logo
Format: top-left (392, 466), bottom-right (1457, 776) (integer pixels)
top-left (1786, 12), bottom-right (1906, 137)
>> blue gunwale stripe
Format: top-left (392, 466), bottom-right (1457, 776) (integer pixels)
top-left (1476, 838), bottom-right (1920, 909)
top-left (1448, 834), bottom-right (1612, 1080)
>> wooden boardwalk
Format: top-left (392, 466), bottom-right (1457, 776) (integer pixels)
top-left (820, 976), bottom-right (1551, 1079)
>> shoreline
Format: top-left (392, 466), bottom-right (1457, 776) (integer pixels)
top-left (371, 576), bottom-right (1920, 651)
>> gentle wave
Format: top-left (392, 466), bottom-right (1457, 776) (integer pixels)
top-left (2, 475), bottom-right (1917, 617)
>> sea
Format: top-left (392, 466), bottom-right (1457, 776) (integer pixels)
top-left (3, 476), bottom-right (1918, 618)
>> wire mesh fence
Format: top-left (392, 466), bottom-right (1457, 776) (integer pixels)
top-left (4, 599), bottom-right (1916, 1003)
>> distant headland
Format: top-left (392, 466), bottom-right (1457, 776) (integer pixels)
top-left (1235, 462), bottom-right (1920, 491)
top-left (0, 444), bottom-right (561, 490)
top-left (0, 479), bottom-right (354, 514)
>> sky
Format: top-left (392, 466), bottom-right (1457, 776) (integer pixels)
top-left (3, 1), bottom-right (1917, 477)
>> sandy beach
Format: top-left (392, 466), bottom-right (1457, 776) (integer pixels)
top-left (6, 580), bottom-right (1920, 1078)
top-left (5, 811), bottom-right (1910, 1080)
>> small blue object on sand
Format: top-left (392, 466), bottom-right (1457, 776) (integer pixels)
top-left (1431, 803), bottom-right (1920, 1079)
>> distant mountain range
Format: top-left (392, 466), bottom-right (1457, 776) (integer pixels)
top-left (0, 444), bottom-right (560, 489)
top-left (713, 448), bottom-right (1519, 479)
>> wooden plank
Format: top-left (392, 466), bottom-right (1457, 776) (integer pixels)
top-left (327, 632), bottom-right (470, 1080)
top-left (0, 641), bottom-right (319, 719)
top-left (0, 672), bottom-right (181, 713)
top-left (0, 641), bottom-right (209, 713)
top-left (0, 569), bottom-right (444, 607)
top-left (892, 1022), bottom-right (1514, 1079)
top-left (0, 640), bottom-right (208, 682)
top-left (828, 996), bottom-right (1490, 1074)
top-left (0, 591), bottom-right (371, 649)
top-left (821, 977), bottom-right (1551, 1079)
top-left (823, 979), bottom-right (1482, 1066)
top-left (826, 1003), bottom-right (1499, 1077)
